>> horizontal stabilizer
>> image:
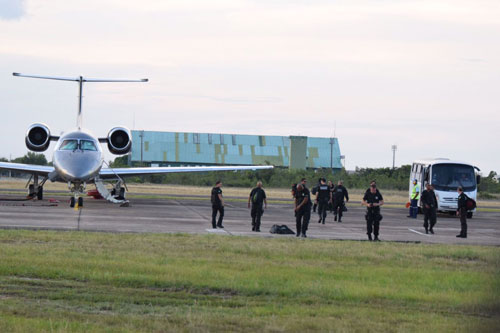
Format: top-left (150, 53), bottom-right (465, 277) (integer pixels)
top-left (13, 73), bottom-right (148, 82)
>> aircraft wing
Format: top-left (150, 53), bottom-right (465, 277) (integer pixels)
top-left (99, 165), bottom-right (273, 179)
top-left (0, 161), bottom-right (54, 176)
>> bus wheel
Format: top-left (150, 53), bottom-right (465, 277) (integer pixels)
top-left (467, 212), bottom-right (473, 219)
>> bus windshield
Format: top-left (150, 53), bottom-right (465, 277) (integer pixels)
top-left (431, 163), bottom-right (476, 192)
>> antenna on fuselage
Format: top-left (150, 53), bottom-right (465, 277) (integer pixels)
top-left (13, 73), bottom-right (148, 130)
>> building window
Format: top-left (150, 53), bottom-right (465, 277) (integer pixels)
top-left (231, 135), bottom-right (236, 145)
top-left (208, 134), bottom-right (212, 144)
top-left (259, 136), bottom-right (265, 146)
top-left (220, 134), bottom-right (224, 144)
top-left (193, 133), bottom-right (200, 144)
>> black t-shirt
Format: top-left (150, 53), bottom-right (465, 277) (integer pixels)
top-left (317, 184), bottom-right (330, 202)
top-left (211, 187), bottom-right (223, 206)
top-left (295, 187), bottom-right (312, 209)
top-left (363, 189), bottom-right (383, 210)
top-left (457, 192), bottom-right (467, 210)
top-left (364, 188), bottom-right (382, 198)
top-left (333, 185), bottom-right (349, 202)
top-left (250, 187), bottom-right (266, 205)
top-left (421, 190), bottom-right (437, 208)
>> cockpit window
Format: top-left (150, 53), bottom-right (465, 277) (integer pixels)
top-left (81, 140), bottom-right (97, 151)
top-left (60, 140), bottom-right (78, 150)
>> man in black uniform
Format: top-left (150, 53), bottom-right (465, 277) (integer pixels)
top-left (456, 186), bottom-right (468, 238)
top-left (332, 180), bottom-right (349, 222)
top-left (295, 183), bottom-right (311, 238)
top-left (421, 183), bottom-right (437, 234)
top-left (327, 180), bottom-right (334, 212)
top-left (362, 183), bottom-right (384, 241)
top-left (210, 180), bottom-right (224, 229)
top-left (315, 178), bottom-right (331, 224)
top-left (311, 178), bottom-right (321, 213)
top-left (248, 181), bottom-right (267, 232)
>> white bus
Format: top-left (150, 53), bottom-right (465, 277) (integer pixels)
top-left (410, 159), bottom-right (480, 218)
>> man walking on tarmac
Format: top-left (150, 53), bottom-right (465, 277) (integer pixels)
top-left (421, 183), bottom-right (437, 234)
top-left (248, 181), bottom-right (267, 232)
top-left (456, 186), bottom-right (468, 238)
top-left (295, 183), bottom-right (311, 238)
top-left (363, 182), bottom-right (384, 241)
top-left (408, 179), bottom-right (420, 218)
top-left (315, 178), bottom-right (331, 224)
top-left (332, 180), bottom-right (349, 222)
top-left (210, 180), bottom-right (225, 229)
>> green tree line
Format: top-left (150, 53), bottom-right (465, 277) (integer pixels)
top-left (2, 153), bottom-right (499, 194)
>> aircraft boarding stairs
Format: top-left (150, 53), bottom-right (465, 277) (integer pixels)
top-left (94, 179), bottom-right (129, 205)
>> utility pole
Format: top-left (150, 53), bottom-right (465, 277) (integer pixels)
top-left (140, 130), bottom-right (144, 166)
top-left (329, 137), bottom-right (334, 171)
top-left (391, 145), bottom-right (397, 169)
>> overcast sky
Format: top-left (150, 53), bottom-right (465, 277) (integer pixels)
top-left (0, 0), bottom-right (498, 173)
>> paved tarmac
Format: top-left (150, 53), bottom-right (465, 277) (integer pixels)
top-left (0, 192), bottom-right (499, 246)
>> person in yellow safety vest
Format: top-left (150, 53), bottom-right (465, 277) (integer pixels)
top-left (407, 179), bottom-right (420, 218)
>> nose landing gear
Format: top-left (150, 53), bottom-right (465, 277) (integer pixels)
top-left (68, 182), bottom-right (86, 208)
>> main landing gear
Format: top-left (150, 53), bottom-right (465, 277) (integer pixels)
top-left (27, 173), bottom-right (47, 200)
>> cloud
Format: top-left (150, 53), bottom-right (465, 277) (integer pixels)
top-left (0, 0), bottom-right (25, 20)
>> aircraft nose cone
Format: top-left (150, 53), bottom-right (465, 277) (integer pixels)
top-left (54, 151), bottom-right (102, 181)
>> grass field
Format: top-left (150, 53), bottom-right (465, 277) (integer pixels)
top-left (0, 230), bottom-right (499, 332)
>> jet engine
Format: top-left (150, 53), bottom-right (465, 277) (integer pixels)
top-left (107, 127), bottom-right (132, 155)
top-left (25, 123), bottom-right (51, 152)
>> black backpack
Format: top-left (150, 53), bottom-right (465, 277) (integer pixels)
top-left (311, 185), bottom-right (319, 195)
top-left (252, 189), bottom-right (264, 204)
top-left (465, 195), bottom-right (477, 210)
top-left (270, 224), bottom-right (295, 235)
top-left (210, 188), bottom-right (218, 204)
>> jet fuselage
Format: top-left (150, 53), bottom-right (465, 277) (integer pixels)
top-left (52, 130), bottom-right (103, 183)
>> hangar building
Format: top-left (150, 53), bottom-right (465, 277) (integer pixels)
top-left (129, 131), bottom-right (342, 170)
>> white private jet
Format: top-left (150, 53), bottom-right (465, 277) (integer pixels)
top-left (0, 73), bottom-right (273, 207)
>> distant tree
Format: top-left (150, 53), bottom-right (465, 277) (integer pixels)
top-left (109, 155), bottom-right (130, 168)
top-left (12, 152), bottom-right (48, 165)
top-left (478, 171), bottom-right (500, 194)
top-left (0, 157), bottom-right (8, 162)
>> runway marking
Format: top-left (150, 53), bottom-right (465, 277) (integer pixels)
top-left (408, 228), bottom-right (430, 236)
top-left (206, 228), bottom-right (229, 234)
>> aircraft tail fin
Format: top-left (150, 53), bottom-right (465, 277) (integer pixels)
top-left (13, 73), bottom-right (148, 129)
